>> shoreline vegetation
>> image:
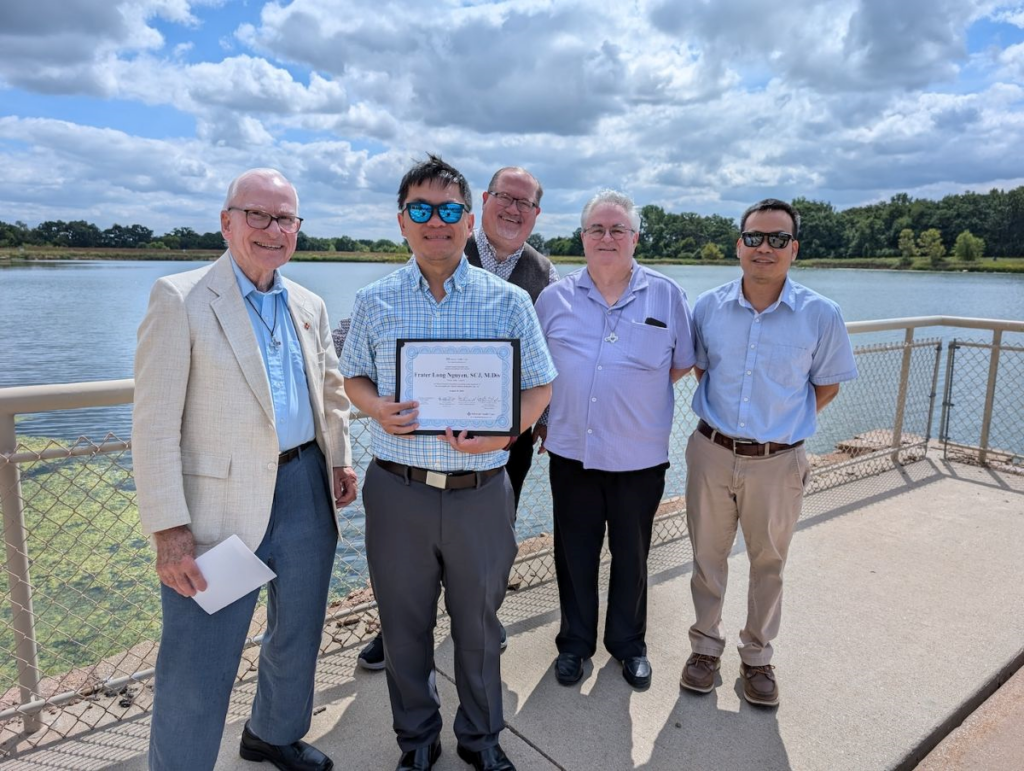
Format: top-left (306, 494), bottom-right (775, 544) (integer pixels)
top-left (3, 247), bottom-right (1023, 273)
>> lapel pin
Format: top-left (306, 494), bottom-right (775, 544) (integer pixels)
top-left (304, 322), bottom-right (310, 330)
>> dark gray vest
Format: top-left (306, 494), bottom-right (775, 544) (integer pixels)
top-left (465, 237), bottom-right (552, 304)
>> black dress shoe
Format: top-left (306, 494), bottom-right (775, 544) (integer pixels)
top-left (621, 656), bottom-right (653, 689)
top-left (396, 737), bottom-right (442, 770)
top-left (456, 743), bottom-right (516, 771)
top-left (554, 652), bottom-right (585, 685)
top-left (239, 722), bottom-right (333, 770)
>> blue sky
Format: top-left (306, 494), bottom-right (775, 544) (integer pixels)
top-left (2, 0), bottom-right (1024, 240)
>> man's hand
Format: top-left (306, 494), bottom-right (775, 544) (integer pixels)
top-left (437, 427), bottom-right (508, 455)
top-left (374, 395), bottom-right (419, 437)
top-left (333, 466), bottom-right (359, 507)
top-left (154, 525), bottom-right (207, 597)
top-left (533, 424), bottom-right (548, 455)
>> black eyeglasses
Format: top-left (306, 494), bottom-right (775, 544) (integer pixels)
top-left (403, 201), bottom-right (467, 224)
top-left (488, 191), bottom-right (537, 213)
top-left (227, 208), bottom-right (303, 234)
top-left (741, 231), bottom-right (793, 249)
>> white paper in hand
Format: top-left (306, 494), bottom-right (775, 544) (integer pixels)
top-left (193, 534), bottom-right (276, 615)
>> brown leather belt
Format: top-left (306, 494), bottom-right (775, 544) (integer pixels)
top-left (375, 458), bottom-right (503, 490)
top-left (697, 420), bottom-right (803, 457)
top-left (279, 440), bottom-right (316, 466)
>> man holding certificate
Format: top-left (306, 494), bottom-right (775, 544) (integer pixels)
top-left (340, 155), bottom-right (556, 771)
top-left (534, 189), bottom-right (696, 691)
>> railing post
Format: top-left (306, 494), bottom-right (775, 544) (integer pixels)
top-left (890, 328), bottom-right (915, 464)
top-left (978, 329), bottom-right (1003, 465)
top-left (0, 411), bottom-right (42, 734)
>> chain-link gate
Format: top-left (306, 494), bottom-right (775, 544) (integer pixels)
top-left (940, 337), bottom-right (1024, 468)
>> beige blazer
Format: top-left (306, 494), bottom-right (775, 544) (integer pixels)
top-left (132, 252), bottom-right (352, 554)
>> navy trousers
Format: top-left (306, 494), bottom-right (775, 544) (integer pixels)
top-left (148, 445), bottom-right (337, 771)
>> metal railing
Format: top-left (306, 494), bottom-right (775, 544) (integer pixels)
top-left (2, 316), bottom-right (1022, 756)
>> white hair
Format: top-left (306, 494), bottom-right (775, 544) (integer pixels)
top-left (222, 168), bottom-right (299, 211)
top-left (580, 189), bottom-right (640, 231)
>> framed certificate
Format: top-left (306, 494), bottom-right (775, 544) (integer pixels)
top-left (395, 339), bottom-right (521, 436)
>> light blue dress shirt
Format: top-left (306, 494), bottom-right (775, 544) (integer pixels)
top-left (535, 262), bottom-right (696, 472)
top-left (691, 277), bottom-right (858, 444)
top-left (230, 255), bottom-right (315, 453)
top-left (340, 256), bottom-right (557, 472)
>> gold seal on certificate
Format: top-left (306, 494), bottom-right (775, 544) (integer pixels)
top-left (395, 339), bottom-right (521, 436)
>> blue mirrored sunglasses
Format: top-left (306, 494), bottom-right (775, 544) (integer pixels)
top-left (404, 201), bottom-right (466, 224)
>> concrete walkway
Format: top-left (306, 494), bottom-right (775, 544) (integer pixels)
top-left (5, 456), bottom-right (1023, 770)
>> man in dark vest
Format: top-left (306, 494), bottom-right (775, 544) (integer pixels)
top-left (464, 166), bottom-right (558, 508)
top-left (354, 166), bottom-right (557, 673)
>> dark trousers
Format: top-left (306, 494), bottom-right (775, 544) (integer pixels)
top-left (364, 461), bottom-right (517, 753)
top-left (149, 445), bottom-right (337, 771)
top-left (549, 452), bottom-right (667, 661)
top-left (504, 426), bottom-right (534, 511)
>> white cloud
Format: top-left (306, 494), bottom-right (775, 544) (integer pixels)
top-left (1, 0), bottom-right (1024, 236)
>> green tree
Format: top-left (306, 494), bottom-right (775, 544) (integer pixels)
top-left (700, 242), bottom-right (724, 261)
top-left (918, 229), bottom-right (946, 268)
top-left (897, 228), bottom-right (917, 268)
top-left (952, 230), bottom-right (985, 262)
top-left (792, 198), bottom-right (844, 258)
top-left (526, 233), bottom-right (545, 252)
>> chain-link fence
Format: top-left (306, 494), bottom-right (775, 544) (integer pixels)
top-left (939, 337), bottom-right (1024, 467)
top-left (1, 320), bottom-right (1019, 756)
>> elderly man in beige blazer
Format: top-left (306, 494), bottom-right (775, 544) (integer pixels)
top-left (133, 168), bottom-right (356, 771)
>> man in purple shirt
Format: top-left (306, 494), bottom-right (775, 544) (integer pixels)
top-left (535, 189), bottom-right (696, 689)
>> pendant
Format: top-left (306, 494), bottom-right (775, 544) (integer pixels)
top-left (605, 332), bottom-right (618, 343)
top-left (271, 337), bottom-right (281, 349)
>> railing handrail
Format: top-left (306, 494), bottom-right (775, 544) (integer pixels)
top-left (0, 316), bottom-right (1021, 419)
top-left (844, 315), bottom-right (1024, 334)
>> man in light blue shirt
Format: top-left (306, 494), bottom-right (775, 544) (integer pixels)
top-left (534, 189), bottom-right (696, 691)
top-left (134, 168), bottom-right (357, 770)
top-left (341, 155), bottom-right (555, 771)
top-left (680, 198), bottom-right (857, 707)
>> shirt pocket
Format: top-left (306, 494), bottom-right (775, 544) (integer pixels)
top-left (623, 321), bottom-right (671, 371)
top-left (767, 344), bottom-right (812, 389)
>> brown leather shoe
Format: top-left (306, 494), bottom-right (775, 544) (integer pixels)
top-left (680, 653), bottom-right (720, 693)
top-left (740, 663), bottom-right (779, 706)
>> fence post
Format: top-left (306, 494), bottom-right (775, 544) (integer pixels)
top-left (0, 412), bottom-right (42, 734)
top-left (890, 328), bottom-right (915, 464)
top-left (978, 329), bottom-right (1003, 465)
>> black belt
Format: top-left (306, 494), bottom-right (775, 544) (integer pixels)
top-left (279, 440), bottom-right (316, 465)
top-left (374, 458), bottom-right (503, 490)
top-left (697, 420), bottom-right (803, 457)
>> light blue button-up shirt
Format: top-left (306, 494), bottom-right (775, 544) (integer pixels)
top-left (340, 256), bottom-right (557, 472)
top-left (691, 277), bottom-right (858, 444)
top-left (535, 262), bottom-right (696, 471)
top-left (230, 256), bottom-right (315, 452)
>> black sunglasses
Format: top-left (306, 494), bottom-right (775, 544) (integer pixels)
top-left (741, 231), bottom-right (793, 249)
top-left (404, 201), bottom-right (467, 224)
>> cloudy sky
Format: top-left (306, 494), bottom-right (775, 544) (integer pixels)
top-left (2, 0), bottom-right (1024, 241)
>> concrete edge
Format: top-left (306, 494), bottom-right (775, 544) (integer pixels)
top-left (896, 645), bottom-right (1024, 770)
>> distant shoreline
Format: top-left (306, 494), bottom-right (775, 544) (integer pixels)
top-left (2, 248), bottom-right (1022, 274)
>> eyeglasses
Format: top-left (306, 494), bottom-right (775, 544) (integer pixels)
top-left (227, 208), bottom-right (303, 234)
top-left (741, 231), bottom-right (794, 249)
top-left (403, 201), bottom-right (467, 224)
top-left (488, 191), bottom-right (537, 213)
top-left (582, 225), bottom-right (635, 241)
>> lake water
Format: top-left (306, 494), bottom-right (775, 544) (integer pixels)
top-left (2, 258), bottom-right (1023, 439)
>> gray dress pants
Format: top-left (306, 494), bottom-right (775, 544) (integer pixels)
top-left (364, 460), bottom-right (517, 753)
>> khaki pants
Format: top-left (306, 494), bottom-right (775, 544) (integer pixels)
top-left (685, 429), bottom-right (810, 666)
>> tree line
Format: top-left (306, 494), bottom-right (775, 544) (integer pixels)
top-left (3, 185), bottom-right (1023, 260)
